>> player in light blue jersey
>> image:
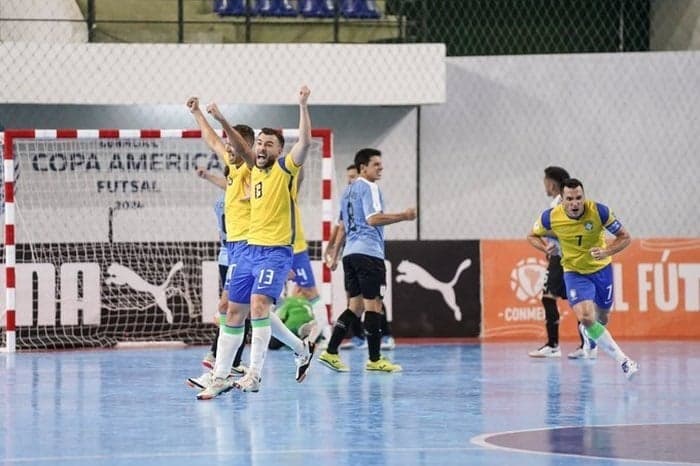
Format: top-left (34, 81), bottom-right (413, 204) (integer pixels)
top-left (319, 148), bottom-right (416, 373)
top-left (325, 164), bottom-right (395, 351)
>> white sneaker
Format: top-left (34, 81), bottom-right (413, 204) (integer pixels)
top-left (568, 347), bottom-right (587, 359)
top-left (294, 339), bottom-right (316, 383)
top-left (235, 370), bottom-right (262, 392)
top-left (621, 358), bottom-right (639, 380)
top-left (196, 375), bottom-right (235, 400)
top-left (528, 344), bottom-right (561, 358)
top-left (381, 335), bottom-right (396, 350)
top-left (588, 347), bottom-right (598, 359)
top-left (230, 364), bottom-right (247, 376)
top-left (186, 371), bottom-right (212, 390)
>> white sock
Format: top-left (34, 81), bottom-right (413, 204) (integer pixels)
top-left (310, 296), bottom-right (329, 337)
top-left (579, 323), bottom-right (591, 350)
top-left (213, 328), bottom-right (244, 379)
top-left (594, 328), bottom-right (628, 363)
top-left (269, 312), bottom-right (305, 354)
top-left (250, 320), bottom-right (272, 374)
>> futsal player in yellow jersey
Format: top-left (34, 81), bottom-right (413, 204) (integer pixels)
top-left (185, 98), bottom-right (254, 390)
top-left (198, 86), bottom-right (315, 395)
top-left (528, 178), bottom-right (639, 380)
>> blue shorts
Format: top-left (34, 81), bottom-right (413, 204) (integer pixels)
top-left (564, 264), bottom-right (614, 310)
top-left (224, 240), bottom-right (248, 290)
top-left (291, 250), bottom-right (317, 289)
top-left (228, 245), bottom-right (293, 304)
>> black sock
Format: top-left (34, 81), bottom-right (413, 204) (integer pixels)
top-left (232, 318), bottom-right (250, 367)
top-left (350, 314), bottom-right (364, 340)
top-left (328, 309), bottom-right (359, 354)
top-left (364, 311), bottom-right (382, 362)
top-left (380, 312), bottom-right (391, 337)
top-left (380, 303), bottom-right (392, 337)
top-left (577, 320), bottom-right (585, 348)
top-left (210, 326), bottom-right (220, 356)
top-left (542, 297), bottom-right (560, 347)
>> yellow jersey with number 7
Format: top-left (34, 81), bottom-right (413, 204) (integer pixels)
top-left (531, 199), bottom-right (623, 274)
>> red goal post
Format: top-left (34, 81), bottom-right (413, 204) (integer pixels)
top-left (1, 128), bottom-right (334, 352)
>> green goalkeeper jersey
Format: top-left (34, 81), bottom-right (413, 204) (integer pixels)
top-left (276, 296), bottom-right (314, 335)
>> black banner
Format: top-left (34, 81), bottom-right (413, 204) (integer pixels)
top-left (386, 240), bottom-right (481, 338)
top-left (1, 242), bottom-right (219, 350)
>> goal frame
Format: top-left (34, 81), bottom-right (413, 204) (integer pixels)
top-left (1, 128), bottom-right (334, 353)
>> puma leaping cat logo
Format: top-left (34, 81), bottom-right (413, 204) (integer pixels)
top-left (104, 261), bottom-right (184, 323)
top-left (395, 258), bottom-right (472, 321)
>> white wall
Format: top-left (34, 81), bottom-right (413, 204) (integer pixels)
top-left (3, 51), bottom-right (699, 239)
top-left (420, 51), bottom-right (700, 239)
top-left (0, 42), bottom-right (445, 106)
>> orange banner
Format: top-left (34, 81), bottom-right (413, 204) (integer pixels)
top-left (482, 238), bottom-right (700, 339)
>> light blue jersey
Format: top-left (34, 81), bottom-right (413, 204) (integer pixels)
top-left (214, 194), bottom-right (228, 266)
top-left (339, 177), bottom-right (385, 260)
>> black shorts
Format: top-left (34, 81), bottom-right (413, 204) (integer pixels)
top-left (543, 255), bottom-right (567, 299)
top-left (343, 253), bottom-right (386, 300)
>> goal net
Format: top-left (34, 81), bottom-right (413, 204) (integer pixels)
top-left (1, 128), bottom-right (334, 351)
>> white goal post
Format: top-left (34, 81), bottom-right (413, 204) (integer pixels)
top-left (1, 128), bottom-right (334, 352)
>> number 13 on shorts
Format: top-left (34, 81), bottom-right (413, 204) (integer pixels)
top-left (258, 269), bottom-right (275, 286)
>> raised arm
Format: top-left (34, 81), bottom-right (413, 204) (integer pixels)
top-left (290, 86), bottom-right (312, 167)
top-left (366, 208), bottom-right (417, 227)
top-left (196, 167), bottom-right (227, 191)
top-left (186, 97), bottom-right (228, 163)
top-left (206, 102), bottom-right (256, 168)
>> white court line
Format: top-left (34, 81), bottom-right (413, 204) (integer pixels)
top-left (2, 446), bottom-right (483, 463)
top-left (470, 421), bottom-right (700, 466)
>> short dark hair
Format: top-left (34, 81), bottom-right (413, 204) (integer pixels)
top-left (354, 148), bottom-right (381, 170)
top-left (234, 124), bottom-right (255, 147)
top-left (544, 166), bottom-right (570, 185)
top-left (562, 178), bottom-right (584, 192)
top-left (346, 163), bottom-right (358, 172)
top-left (259, 127), bottom-right (285, 148)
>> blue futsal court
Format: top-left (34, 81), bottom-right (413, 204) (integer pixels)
top-left (2, 341), bottom-right (699, 465)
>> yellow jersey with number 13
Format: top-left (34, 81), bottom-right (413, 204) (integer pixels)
top-left (531, 199), bottom-right (623, 274)
top-left (248, 155), bottom-right (300, 246)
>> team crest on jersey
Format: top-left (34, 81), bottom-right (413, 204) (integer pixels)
top-left (584, 221), bottom-right (593, 231)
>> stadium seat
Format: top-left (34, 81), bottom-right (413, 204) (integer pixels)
top-left (215, 0), bottom-right (248, 16)
top-left (256, 0), bottom-right (298, 17)
top-left (299, 0), bottom-right (337, 18)
top-left (341, 0), bottom-right (381, 19)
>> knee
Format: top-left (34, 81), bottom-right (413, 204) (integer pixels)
top-left (226, 304), bottom-right (247, 325)
top-left (596, 310), bottom-right (609, 326)
top-left (580, 315), bottom-right (596, 327)
top-left (250, 295), bottom-right (272, 316)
